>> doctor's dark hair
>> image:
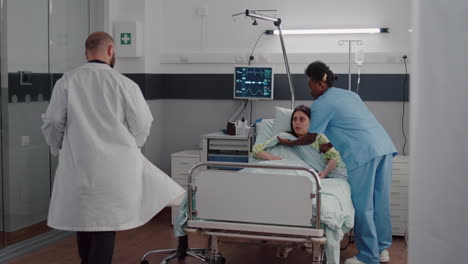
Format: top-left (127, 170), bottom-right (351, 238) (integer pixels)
top-left (289, 105), bottom-right (311, 137)
top-left (304, 61), bottom-right (337, 87)
top-left (85, 32), bottom-right (114, 52)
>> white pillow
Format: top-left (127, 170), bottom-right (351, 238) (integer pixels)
top-left (272, 106), bottom-right (293, 135)
top-left (254, 119), bottom-right (274, 146)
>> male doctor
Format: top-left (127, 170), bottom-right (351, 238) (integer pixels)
top-left (42, 32), bottom-right (184, 264)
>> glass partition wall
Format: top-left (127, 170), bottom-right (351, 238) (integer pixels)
top-left (0, 0), bottom-right (89, 248)
top-left (0, 0), bottom-right (7, 249)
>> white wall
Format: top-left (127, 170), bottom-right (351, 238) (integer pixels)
top-left (144, 0), bottom-right (162, 73)
top-left (106, 0), bottom-right (411, 74)
top-left (162, 0), bottom-right (409, 54)
top-left (159, 0), bottom-right (410, 74)
top-left (103, 0), bottom-right (163, 73)
top-left (408, 0), bottom-right (468, 263)
top-left (105, 0), bottom-right (411, 173)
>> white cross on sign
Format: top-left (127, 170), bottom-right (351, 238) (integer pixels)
top-left (120, 33), bottom-right (131, 45)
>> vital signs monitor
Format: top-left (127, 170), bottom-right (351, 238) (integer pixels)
top-left (234, 66), bottom-right (274, 100)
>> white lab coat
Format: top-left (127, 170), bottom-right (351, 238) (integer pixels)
top-left (42, 62), bottom-right (185, 231)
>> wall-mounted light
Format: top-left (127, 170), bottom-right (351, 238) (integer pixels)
top-left (265, 28), bottom-right (389, 35)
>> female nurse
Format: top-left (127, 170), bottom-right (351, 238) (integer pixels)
top-left (278, 61), bottom-right (397, 264)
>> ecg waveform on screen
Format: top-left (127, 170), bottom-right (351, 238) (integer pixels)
top-left (235, 68), bottom-right (272, 78)
top-left (235, 67), bottom-right (273, 99)
top-left (241, 88), bottom-right (268, 96)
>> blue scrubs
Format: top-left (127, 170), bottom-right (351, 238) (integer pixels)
top-left (309, 88), bottom-right (397, 264)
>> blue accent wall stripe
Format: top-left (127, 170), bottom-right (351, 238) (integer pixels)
top-left (8, 73), bottom-right (409, 102)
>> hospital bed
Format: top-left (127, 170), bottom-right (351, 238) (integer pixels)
top-left (140, 161), bottom-right (328, 264)
top-left (140, 119), bottom-right (353, 264)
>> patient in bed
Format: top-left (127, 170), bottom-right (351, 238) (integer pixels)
top-left (174, 105), bottom-right (353, 264)
top-left (252, 105), bottom-right (346, 179)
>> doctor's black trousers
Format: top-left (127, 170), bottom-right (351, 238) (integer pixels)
top-left (77, 231), bottom-right (116, 264)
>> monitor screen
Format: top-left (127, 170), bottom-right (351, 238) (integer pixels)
top-left (234, 66), bottom-right (274, 100)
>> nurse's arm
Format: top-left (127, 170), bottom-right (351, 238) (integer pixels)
top-left (277, 133), bottom-right (317, 146)
top-left (319, 142), bottom-right (333, 153)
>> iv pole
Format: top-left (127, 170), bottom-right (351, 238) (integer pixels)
top-left (234, 9), bottom-right (295, 109)
top-left (338, 40), bottom-right (363, 91)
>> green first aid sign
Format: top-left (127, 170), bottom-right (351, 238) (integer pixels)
top-left (120, 33), bottom-right (131, 45)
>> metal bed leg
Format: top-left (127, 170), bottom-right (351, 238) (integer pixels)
top-left (312, 244), bottom-right (327, 264)
top-left (208, 235), bottom-right (226, 264)
top-left (276, 247), bottom-right (294, 264)
top-left (277, 247), bottom-right (294, 259)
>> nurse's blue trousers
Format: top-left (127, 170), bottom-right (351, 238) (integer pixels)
top-left (347, 154), bottom-right (393, 264)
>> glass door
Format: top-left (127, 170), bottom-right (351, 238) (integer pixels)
top-left (4, 0), bottom-right (51, 245)
top-left (0, 0), bottom-right (88, 248)
top-left (0, 0), bottom-right (7, 249)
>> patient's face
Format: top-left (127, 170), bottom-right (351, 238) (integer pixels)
top-left (292, 111), bottom-right (310, 136)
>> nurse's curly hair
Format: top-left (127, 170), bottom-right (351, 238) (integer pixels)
top-left (305, 61), bottom-right (337, 87)
top-left (289, 105), bottom-right (311, 138)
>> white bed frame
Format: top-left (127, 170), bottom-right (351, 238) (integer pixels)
top-left (140, 162), bottom-right (326, 264)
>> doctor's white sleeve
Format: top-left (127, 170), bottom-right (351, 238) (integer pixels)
top-left (41, 77), bottom-right (67, 156)
top-left (125, 83), bottom-right (153, 147)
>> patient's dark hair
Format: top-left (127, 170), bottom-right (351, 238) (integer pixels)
top-left (304, 61), bottom-right (337, 87)
top-left (289, 105), bottom-right (311, 137)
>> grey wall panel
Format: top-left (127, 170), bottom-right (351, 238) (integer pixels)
top-left (124, 74), bottom-right (147, 99)
top-left (146, 74), bottom-right (163, 100)
top-left (8, 73), bottom-right (51, 102)
top-left (161, 74), bottom-right (233, 100)
top-left (8, 73), bottom-right (410, 102)
top-left (156, 73), bottom-right (409, 101)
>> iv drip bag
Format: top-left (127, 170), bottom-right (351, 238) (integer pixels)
top-left (355, 48), bottom-right (365, 65)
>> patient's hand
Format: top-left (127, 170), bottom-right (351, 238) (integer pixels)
top-left (255, 150), bottom-right (282, 160)
top-left (277, 136), bottom-right (292, 145)
top-left (269, 155), bottom-right (282, 160)
top-left (318, 170), bottom-right (329, 179)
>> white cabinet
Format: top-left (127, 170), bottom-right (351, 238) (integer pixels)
top-left (171, 150), bottom-right (200, 225)
top-left (200, 132), bottom-right (252, 169)
top-left (391, 156), bottom-right (409, 236)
